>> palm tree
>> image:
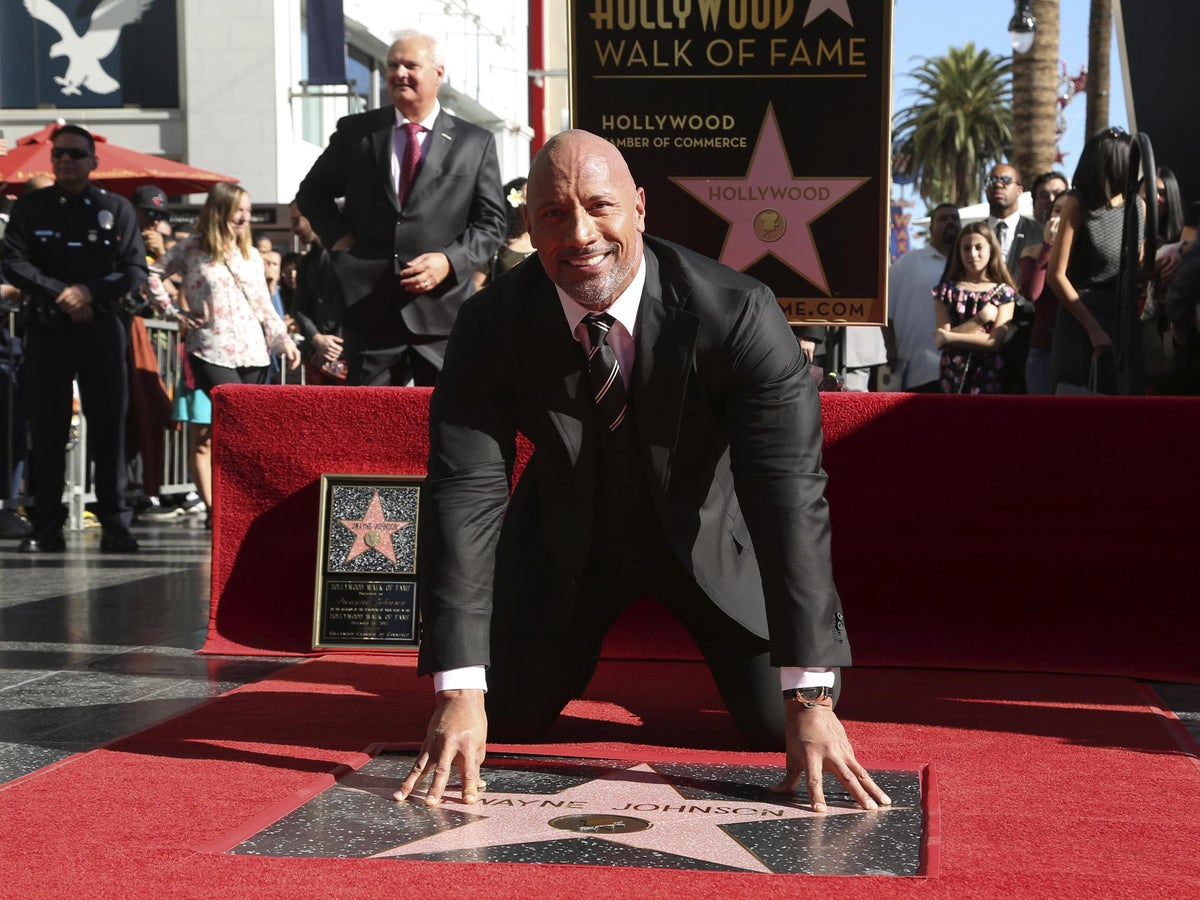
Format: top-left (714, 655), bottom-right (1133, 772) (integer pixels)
top-left (1010, 0), bottom-right (1060, 184)
top-left (1086, 0), bottom-right (1112, 136)
top-left (893, 43), bottom-right (1013, 208)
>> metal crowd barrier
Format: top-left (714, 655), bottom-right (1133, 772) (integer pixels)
top-left (3, 314), bottom-right (306, 531)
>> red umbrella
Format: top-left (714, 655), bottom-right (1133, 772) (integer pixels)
top-left (0, 122), bottom-right (237, 197)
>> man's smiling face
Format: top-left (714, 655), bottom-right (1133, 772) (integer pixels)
top-left (523, 131), bottom-right (646, 311)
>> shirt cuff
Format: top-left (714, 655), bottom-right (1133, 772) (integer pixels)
top-left (433, 666), bottom-right (488, 693)
top-left (779, 667), bottom-right (835, 691)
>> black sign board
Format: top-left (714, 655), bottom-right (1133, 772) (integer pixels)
top-left (569, 0), bottom-right (892, 324)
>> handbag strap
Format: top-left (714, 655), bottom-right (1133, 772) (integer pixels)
top-left (956, 353), bottom-right (974, 393)
top-left (222, 259), bottom-right (261, 319)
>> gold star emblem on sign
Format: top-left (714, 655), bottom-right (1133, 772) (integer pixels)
top-left (339, 492), bottom-right (409, 564)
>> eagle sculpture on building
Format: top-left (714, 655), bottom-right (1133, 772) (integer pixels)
top-left (24, 0), bottom-right (155, 97)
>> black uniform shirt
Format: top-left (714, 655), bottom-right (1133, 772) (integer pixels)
top-left (0, 183), bottom-right (147, 314)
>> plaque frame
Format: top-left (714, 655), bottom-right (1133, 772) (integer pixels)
top-left (312, 474), bottom-right (424, 651)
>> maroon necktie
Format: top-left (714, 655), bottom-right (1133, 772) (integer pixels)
top-left (399, 122), bottom-right (423, 205)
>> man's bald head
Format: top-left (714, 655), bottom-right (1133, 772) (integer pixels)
top-left (523, 130), bottom-right (646, 310)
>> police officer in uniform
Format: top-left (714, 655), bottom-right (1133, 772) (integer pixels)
top-left (0, 124), bottom-right (148, 553)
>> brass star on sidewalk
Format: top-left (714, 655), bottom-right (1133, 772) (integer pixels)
top-left (339, 492), bottom-right (409, 564)
top-left (671, 105), bottom-right (867, 295)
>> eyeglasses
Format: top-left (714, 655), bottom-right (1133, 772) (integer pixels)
top-left (51, 147), bottom-right (92, 161)
top-left (985, 175), bottom-right (1015, 188)
top-left (145, 209), bottom-right (168, 221)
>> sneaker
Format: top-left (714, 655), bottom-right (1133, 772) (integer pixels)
top-left (139, 497), bottom-right (183, 520)
top-left (0, 509), bottom-right (34, 539)
top-left (180, 494), bottom-right (207, 516)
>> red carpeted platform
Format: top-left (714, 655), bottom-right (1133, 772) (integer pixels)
top-left (206, 387), bottom-right (1200, 684)
top-left (0, 657), bottom-right (1196, 897)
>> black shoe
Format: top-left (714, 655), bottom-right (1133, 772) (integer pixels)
top-left (18, 529), bottom-right (67, 553)
top-left (99, 529), bottom-right (140, 553)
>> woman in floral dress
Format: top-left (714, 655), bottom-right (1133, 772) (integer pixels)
top-left (933, 222), bottom-right (1019, 393)
top-left (155, 182), bottom-right (299, 524)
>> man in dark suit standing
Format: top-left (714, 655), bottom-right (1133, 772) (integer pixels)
top-left (394, 131), bottom-right (891, 816)
top-left (985, 163), bottom-right (1044, 393)
top-left (295, 30), bottom-right (505, 385)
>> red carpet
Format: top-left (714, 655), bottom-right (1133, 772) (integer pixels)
top-left (205, 387), bottom-right (1200, 684)
top-left (0, 658), bottom-right (1196, 898)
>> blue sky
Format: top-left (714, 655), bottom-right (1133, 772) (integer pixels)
top-left (892, 0), bottom-right (1127, 221)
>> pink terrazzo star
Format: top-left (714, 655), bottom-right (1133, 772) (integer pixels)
top-left (671, 105), bottom-right (867, 295)
top-left (373, 763), bottom-right (871, 873)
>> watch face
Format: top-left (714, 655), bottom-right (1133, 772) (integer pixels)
top-left (784, 686), bottom-right (831, 704)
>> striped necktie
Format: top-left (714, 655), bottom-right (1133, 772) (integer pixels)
top-left (583, 312), bottom-right (628, 433)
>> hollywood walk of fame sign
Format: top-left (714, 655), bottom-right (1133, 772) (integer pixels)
top-left (229, 751), bottom-right (927, 875)
top-left (312, 475), bottom-right (423, 650)
top-left (569, 0), bottom-right (893, 324)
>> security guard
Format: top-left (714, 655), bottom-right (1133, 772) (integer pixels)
top-left (0, 124), bottom-right (148, 553)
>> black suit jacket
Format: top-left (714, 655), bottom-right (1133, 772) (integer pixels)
top-left (417, 237), bottom-right (851, 676)
top-left (1000, 214), bottom-right (1045, 275)
top-left (295, 106), bottom-right (505, 363)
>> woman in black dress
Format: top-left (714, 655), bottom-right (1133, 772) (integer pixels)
top-left (1047, 128), bottom-right (1141, 394)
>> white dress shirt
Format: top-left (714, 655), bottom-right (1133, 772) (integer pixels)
top-left (391, 102), bottom-right (441, 197)
top-left (987, 211), bottom-right (1021, 262)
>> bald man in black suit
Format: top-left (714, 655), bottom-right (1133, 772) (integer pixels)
top-left (395, 130), bottom-right (891, 817)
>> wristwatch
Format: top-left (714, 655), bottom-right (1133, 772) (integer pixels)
top-left (781, 685), bottom-right (833, 708)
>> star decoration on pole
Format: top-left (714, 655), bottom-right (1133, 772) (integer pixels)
top-left (339, 492), bottom-right (410, 564)
top-left (804, 0), bottom-right (854, 27)
top-left (671, 105), bottom-right (867, 295)
top-left (372, 763), bottom-right (880, 872)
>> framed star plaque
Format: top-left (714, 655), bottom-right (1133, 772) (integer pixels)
top-left (312, 474), bottom-right (423, 651)
top-left (568, 0), bottom-right (893, 325)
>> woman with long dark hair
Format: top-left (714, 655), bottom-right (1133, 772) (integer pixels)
top-left (1047, 128), bottom-right (1140, 394)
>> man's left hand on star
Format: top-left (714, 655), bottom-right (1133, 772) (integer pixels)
top-left (772, 702), bottom-right (892, 813)
top-left (400, 252), bottom-right (451, 294)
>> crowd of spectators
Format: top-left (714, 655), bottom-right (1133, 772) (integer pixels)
top-left (886, 130), bottom-right (1200, 397)
top-left (3, 106), bottom-right (1200, 543)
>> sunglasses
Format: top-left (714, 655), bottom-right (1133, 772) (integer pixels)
top-left (51, 147), bottom-right (92, 160)
top-left (145, 209), bottom-right (169, 221)
top-left (985, 175), bottom-right (1015, 188)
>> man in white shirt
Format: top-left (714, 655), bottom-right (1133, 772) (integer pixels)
top-left (886, 202), bottom-right (959, 391)
top-left (985, 164), bottom-right (1042, 272)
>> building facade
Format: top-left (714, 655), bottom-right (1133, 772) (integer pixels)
top-left (0, 0), bottom-right (534, 206)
